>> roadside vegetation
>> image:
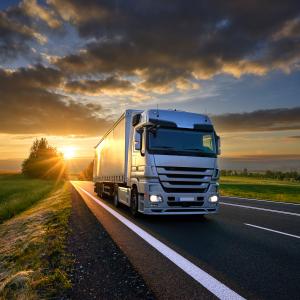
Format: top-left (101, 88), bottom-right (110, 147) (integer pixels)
top-left (0, 138), bottom-right (72, 299)
top-left (78, 160), bottom-right (94, 181)
top-left (0, 183), bottom-right (72, 299)
top-left (0, 174), bottom-right (57, 223)
top-left (0, 138), bottom-right (68, 223)
top-left (221, 169), bottom-right (300, 182)
top-left (220, 175), bottom-right (300, 203)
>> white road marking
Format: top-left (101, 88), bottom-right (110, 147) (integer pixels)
top-left (224, 196), bottom-right (300, 206)
top-left (245, 223), bottom-right (300, 239)
top-left (73, 183), bottom-right (245, 300)
top-left (220, 202), bottom-right (300, 217)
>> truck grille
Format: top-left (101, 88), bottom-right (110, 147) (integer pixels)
top-left (167, 201), bottom-right (204, 207)
top-left (157, 166), bottom-right (213, 193)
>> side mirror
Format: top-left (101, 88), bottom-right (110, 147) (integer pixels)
top-left (134, 131), bottom-right (141, 150)
top-left (141, 128), bottom-right (146, 156)
top-left (216, 136), bottom-right (221, 155)
top-left (132, 113), bottom-right (141, 126)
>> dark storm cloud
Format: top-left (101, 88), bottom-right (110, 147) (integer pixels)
top-left (2, 0), bottom-right (300, 90)
top-left (0, 10), bottom-right (45, 62)
top-left (0, 66), bottom-right (111, 135)
top-left (0, 64), bottom-right (62, 88)
top-left (64, 75), bottom-right (134, 95)
top-left (0, 0), bottom-right (62, 62)
top-left (52, 0), bottom-right (300, 88)
top-left (212, 107), bottom-right (300, 132)
top-left (19, 0), bottom-right (61, 29)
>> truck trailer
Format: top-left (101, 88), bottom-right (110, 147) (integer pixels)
top-left (93, 109), bottom-right (220, 216)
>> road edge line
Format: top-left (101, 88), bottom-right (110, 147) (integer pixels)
top-left (73, 183), bottom-right (245, 300)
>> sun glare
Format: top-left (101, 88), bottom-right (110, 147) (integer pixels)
top-left (61, 146), bottom-right (76, 160)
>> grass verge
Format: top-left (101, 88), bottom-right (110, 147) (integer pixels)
top-left (220, 176), bottom-right (300, 203)
top-left (0, 174), bottom-right (57, 223)
top-left (0, 183), bottom-right (72, 299)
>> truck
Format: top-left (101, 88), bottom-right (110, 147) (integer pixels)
top-left (93, 109), bottom-right (221, 216)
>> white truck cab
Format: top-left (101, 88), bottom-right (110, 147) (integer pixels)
top-left (94, 109), bottom-right (220, 216)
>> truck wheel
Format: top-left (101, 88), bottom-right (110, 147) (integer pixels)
top-left (130, 187), bottom-right (139, 216)
top-left (113, 185), bottom-right (119, 207)
top-left (98, 183), bottom-right (103, 198)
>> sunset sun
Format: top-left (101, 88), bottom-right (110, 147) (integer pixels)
top-left (60, 146), bottom-right (76, 160)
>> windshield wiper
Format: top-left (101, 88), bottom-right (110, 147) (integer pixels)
top-left (157, 146), bottom-right (176, 149)
top-left (183, 148), bottom-right (215, 155)
top-left (183, 148), bottom-right (203, 151)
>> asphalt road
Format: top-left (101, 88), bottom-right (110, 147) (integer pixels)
top-left (71, 181), bottom-right (300, 300)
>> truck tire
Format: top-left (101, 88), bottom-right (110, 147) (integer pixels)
top-left (130, 187), bottom-right (139, 216)
top-left (113, 185), bottom-right (119, 207)
top-left (98, 183), bottom-right (103, 198)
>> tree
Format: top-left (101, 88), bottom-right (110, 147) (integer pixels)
top-left (78, 161), bottom-right (94, 181)
top-left (22, 138), bottom-right (67, 180)
top-left (242, 168), bottom-right (248, 176)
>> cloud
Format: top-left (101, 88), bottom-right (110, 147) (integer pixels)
top-left (289, 135), bottom-right (300, 139)
top-left (64, 75), bottom-right (134, 95)
top-left (3, 64), bottom-right (297, 137)
top-left (0, 65), bottom-right (62, 88)
top-left (51, 0), bottom-right (300, 91)
top-left (211, 107), bottom-right (300, 133)
top-left (2, 0), bottom-right (300, 93)
top-left (0, 0), bottom-right (63, 63)
top-left (272, 17), bottom-right (300, 40)
top-left (139, 68), bottom-right (200, 93)
top-left (20, 0), bottom-right (61, 29)
top-left (48, 0), bottom-right (111, 24)
top-left (0, 66), bottom-right (111, 135)
top-left (0, 10), bottom-right (47, 62)
top-left (0, 0), bottom-right (61, 63)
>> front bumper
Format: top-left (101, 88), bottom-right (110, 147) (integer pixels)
top-left (143, 206), bottom-right (219, 215)
top-left (139, 180), bottom-right (219, 215)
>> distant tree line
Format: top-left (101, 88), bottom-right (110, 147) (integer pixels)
top-left (78, 161), bottom-right (94, 181)
top-left (221, 168), bottom-right (300, 181)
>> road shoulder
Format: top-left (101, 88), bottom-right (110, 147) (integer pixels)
top-left (66, 186), bottom-right (155, 299)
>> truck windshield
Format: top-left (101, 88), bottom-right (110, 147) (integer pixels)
top-left (148, 128), bottom-right (217, 157)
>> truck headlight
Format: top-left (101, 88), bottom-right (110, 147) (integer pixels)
top-left (209, 195), bottom-right (218, 203)
top-left (150, 195), bottom-right (163, 203)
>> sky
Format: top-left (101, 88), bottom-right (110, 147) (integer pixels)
top-left (0, 0), bottom-right (300, 171)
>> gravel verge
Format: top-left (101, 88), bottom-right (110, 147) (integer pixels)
top-left (66, 187), bottom-right (155, 299)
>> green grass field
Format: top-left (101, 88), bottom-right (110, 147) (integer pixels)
top-left (0, 182), bottom-right (72, 299)
top-left (0, 174), bottom-right (58, 223)
top-left (220, 176), bottom-right (300, 203)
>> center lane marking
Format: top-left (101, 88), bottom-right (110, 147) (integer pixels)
top-left (74, 184), bottom-right (245, 300)
top-left (220, 202), bottom-right (300, 217)
top-left (223, 196), bottom-right (300, 206)
top-left (245, 223), bottom-right (300, 239)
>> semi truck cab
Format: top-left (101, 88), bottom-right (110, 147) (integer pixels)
top-left (94, 109), bottom-right (220, 216)
top-left (130, 109), bottom-right (220, 215)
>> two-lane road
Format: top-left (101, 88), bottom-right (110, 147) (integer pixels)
top-left (71, 181), bottom-right (300, 299)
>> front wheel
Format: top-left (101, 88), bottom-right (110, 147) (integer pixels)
top-left (130, 187), bottom-right (139, 216)
top-left (98, 183), bottom-right (103, 198)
